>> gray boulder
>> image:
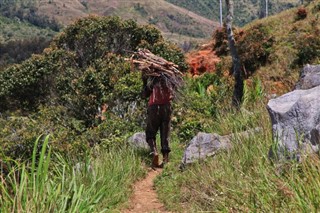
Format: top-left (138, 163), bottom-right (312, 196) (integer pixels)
top-left (128, 132), bottom-right (149, 150)
top-left (295, 64), bottom-right (320, 90)
top-left (181, 129), bottom-right (259, 165)
top-left (267, 85), bottom-right (320, 160)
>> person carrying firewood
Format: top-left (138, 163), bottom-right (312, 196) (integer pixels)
top-left (131, 48), bottom-right (183, 168)
top-left (142, 75), bottom-right (174, 168)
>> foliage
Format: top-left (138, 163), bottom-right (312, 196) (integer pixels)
top-left (0, 15), bottom-right (56, 43)
top-left (0, 37), bottom-right (51, 69)
top-left (0, 1), bottom-right (61, 31)
top-left (0, 102), bottom-right (143, 161)
top-left (294, 21), bottom-right (320, 65)
top-left (172, 73), bottom-right (232, 142)
top-left (0, 49), bottom-right (76, 111)
top-left (236, 24), bottom-right (274, 75)
top-left (312, 2), bottom-right (320, 13)
top-left (212, 27), bottom-right (229, 56)
top-left (0, 16), bottom-right (187, 126)
top-left (295, 7), bottom-right (308, 20)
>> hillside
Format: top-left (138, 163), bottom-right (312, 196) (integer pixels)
top-left (0, 15), bottom-right (55, 43)
top-left (165, 0), bottom-right (301, 26)
top-left (34, 0), bottom-right (218, 42)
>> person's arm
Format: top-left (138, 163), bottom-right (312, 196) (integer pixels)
top-left (141, 76), bottom-right (152, 99)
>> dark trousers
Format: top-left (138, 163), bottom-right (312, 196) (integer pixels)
top-left (146, 104), bottom-right (172, 154)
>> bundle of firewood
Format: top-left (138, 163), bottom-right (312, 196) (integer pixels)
top-left (130, 48), bottom-right (183, 78)
top-left (129, 48), bottom-right (184, 93)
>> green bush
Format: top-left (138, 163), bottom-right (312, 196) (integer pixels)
top-left (236, 24), bottom-right (274, 75)
top-left (0, 104), bottom-right (142, 161)
top-left (293, 19), bottom-right (320, 66)
top-left (172, 73), bottom-right (232, 142)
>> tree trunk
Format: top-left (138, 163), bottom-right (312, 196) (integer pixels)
top-left (265, 0), bottom-right (269, 17)
top-left (225, 0), bottom-right (243, 108)
top-left (219, 0), bottom-right (223, 27)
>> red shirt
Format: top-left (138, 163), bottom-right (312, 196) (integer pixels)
top-left (148, 83), bottom-right (172, 106)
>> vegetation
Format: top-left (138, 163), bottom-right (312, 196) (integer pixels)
top-left (154, 1), bottom-right (320, 211)
top-left (1, 0), bottom-right (320, 211)
top-left (0, 0), bottom-right (216, 45)
top-left (0, 0), bottom-right (61, 31)
top-left (0, 36), bottom-right (51, 69)
top-left (0, 14), bottom-right (56, 69)
top-left (213, 0), bottom-right (320, 95)
top-left (0, 16), bottom-right (187, 211)
top-left (0, 15), bottom-right (56, 43)
top-left (156, 101), bottom-right (320, 212)
top-left (165, 0), bottom-right (300, 26)
top-left (0, 135), bottom-right (145, 212)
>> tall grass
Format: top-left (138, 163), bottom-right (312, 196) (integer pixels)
top-left (0, 135), bottom-right (145, 212)
top-left (155, 101), bottom-right (320, 212)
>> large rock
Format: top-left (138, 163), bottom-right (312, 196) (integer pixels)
top-left (181, 129), bottom-right (259, 165)
top-left (127, 132), bottom-right (149, 150)
top-left (295, 64), bottom-right (320, 90)
top-left (267, 85), bottom-right (320, 160)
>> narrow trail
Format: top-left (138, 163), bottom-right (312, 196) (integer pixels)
top-left (123, 168), bottom-right (170, 213)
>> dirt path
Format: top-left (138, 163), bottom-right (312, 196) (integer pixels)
top-left (123, 168), bottom-right (169, 213)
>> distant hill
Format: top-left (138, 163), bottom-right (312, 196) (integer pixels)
top-left (0, 0), bottom-right (302, 45)
top-left (34, 0), bottom-right (219, 43)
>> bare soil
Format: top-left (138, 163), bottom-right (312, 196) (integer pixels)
top-left (123, 168), bottom-right (170, 213)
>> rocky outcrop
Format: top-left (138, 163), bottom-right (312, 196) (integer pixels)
top-left (181, 128), bottom-right (260, 165)
top-left (267, 85), bottom-right (320, 160)
top-left (295, 64), bottom-right (320, 90)
top-left (128, 132), bottom-right (149, 150)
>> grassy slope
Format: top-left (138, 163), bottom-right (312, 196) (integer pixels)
top-left (246, 1), bottom-right (320, 95)
top-left (0, 15), bottom-right (56, 43)
top-left (155, 1), bottom-right (320, 212)
top-left (165, 0), bottom-right (300, 26)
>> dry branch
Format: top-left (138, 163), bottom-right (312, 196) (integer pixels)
top-left (130, 48), bottom-right (183, 78)
top-left (129, 48), bottom-right (184, 97)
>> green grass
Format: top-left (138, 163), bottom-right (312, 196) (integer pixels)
top-left (155, 100), bottom-right (320, 212)
top-left (0, 135), bottom-right (146, 212)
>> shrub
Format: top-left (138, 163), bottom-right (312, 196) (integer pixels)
top-left (295, 32), bottom-right (320, 65)
top-left (236, 24), bottom-right (274, 76)
top-left (296, 7), bottom-right (308, 20)
top-left (213, 24), bottom-right (274, 76)
top-left (212, 27), bottom-right (229, 56)
top-left (312, 3), bottom-right (320, 13)
top-left (0, 104), bottom-right (141, 161)
top-left (0, 37), bottom-right (51, 69)
top-left (294, 20), bottom-right (320, 66)
top-left (172, 73), bottom-right (232, 142)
